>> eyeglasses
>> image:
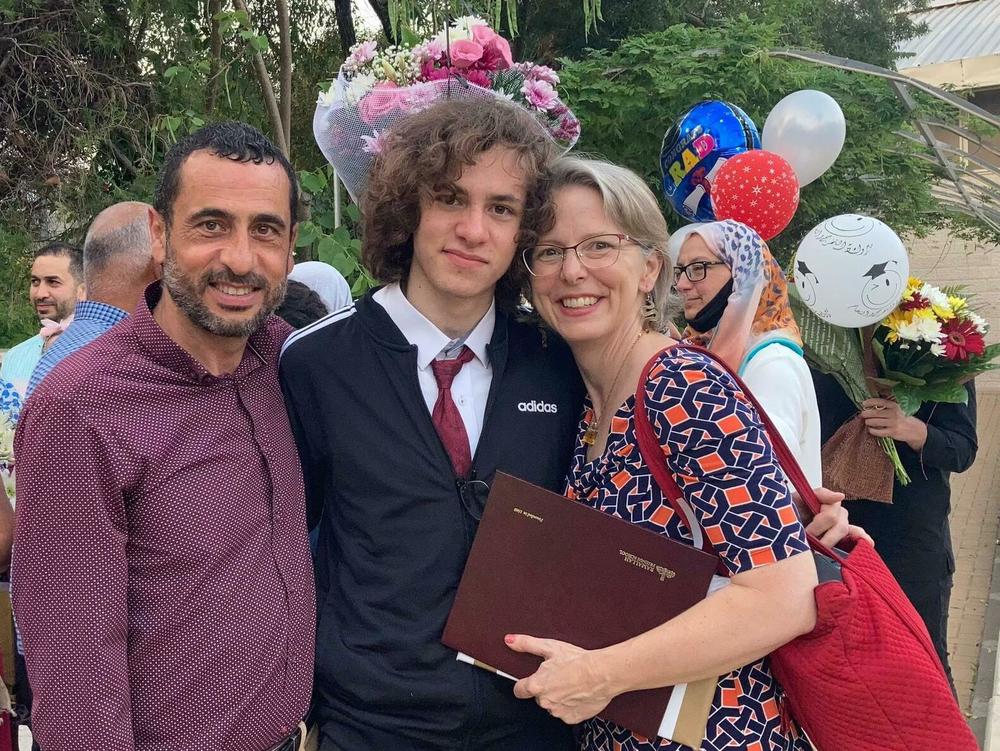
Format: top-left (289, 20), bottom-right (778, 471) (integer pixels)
top-left (672, 260), bottom-right (727, 284)
top-left (522, 233), bottom-right (648, 277)
top-left (456, 477), bottom-right (491, 521)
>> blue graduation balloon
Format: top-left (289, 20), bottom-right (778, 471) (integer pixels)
top-left (660, 100), bottom-right (761, 222)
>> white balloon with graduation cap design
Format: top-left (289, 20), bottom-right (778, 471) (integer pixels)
top-left (793, 214), bottom-right (909, 328)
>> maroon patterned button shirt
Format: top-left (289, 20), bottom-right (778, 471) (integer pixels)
top-left (12, 285), bottom-right (315, 751)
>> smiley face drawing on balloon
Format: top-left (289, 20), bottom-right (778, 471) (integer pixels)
top-left (855, 260), bottom-right (904, 320)
top-left (793, 214), bottom-right (910, 329)
top-left (795, 259), bottom-right (819, 307)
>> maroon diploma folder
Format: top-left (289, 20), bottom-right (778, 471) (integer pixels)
top-left (443, 472), bottom-right (718, 741)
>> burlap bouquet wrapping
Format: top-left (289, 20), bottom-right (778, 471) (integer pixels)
top-left (789, 292), bottom-right (897, 501)
top-left (821, 414), bottom-right (894, 503)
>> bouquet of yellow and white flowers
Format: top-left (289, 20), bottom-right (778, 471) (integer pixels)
top-left (871, 277), bottom-right (999, 415)
top-left (791, 276), bottom-right (995, 492)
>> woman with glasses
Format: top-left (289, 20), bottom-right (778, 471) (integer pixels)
top-left (672, 219), bottom-right (822, 488)
top-left (506, 157), bottom-right (818, 751)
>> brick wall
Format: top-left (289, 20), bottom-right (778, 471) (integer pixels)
top-left (907, 229), bottom-right (1000, 391)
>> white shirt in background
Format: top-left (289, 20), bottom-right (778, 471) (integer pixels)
top-left (373, 283), bottom-right (494, 457)
top-left (741, 343), bottom-right (823, 488)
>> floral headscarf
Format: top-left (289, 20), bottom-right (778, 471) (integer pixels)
top-left (680, 219), bottom-right (802, 372)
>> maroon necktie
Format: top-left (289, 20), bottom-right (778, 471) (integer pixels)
top-left (430, 346), bottom-right (476, 478)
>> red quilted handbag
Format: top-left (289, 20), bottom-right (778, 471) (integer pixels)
top-left (634, 344), bottom-right (978, 751)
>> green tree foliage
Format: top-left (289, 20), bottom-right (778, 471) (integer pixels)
top-left (516, 0), bottom-right (925, 69)
top-left (557, 21), bottom-right (1000, 263)
top-left (0, 0), bottom-right (968, 349)
top-left (0, 0), bottom-right (347, 346)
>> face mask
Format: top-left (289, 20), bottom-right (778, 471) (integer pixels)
top-left (684, 278), bottom-right (734, 333)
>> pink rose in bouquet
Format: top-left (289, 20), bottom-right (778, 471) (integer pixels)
top-left (471, 24), bottom-right (513, 70)
top-left (359, 82), bottom-right (407, 123)
top-left (449, 39), bottom-right (485, 69)
top-left (463, 69), bottom-right (491, 88)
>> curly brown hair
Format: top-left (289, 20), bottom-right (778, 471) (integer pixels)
top-left (361, 96), bottom-right (557, 312)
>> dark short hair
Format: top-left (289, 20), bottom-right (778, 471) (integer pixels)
top-left (275, 279), bottom-right (330, 329)
top-left (361, 98), bottom-right (556, 312)
top-left (34, 242), bottom-right (83, 283)
top-left (154, 121), bottom-right (299, 226)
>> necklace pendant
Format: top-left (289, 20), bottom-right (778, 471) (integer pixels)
top-left (582, 420), bottom-right (598, 446)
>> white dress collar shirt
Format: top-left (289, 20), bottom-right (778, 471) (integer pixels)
top-left (373, 283), bottom-right (495, 458)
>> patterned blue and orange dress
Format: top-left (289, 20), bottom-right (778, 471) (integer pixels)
top-left (565, 347), bottom-right (812, 751)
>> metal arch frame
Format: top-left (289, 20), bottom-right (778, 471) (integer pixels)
top-left (766, 47), bottom-right (1000, 234)
top-left (768, 48), bottom-right (1000, 129)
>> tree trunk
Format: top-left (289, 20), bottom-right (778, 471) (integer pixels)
top-left (277, 0), bottom-right (292, 157)
top-left (366, 0), bottom-right (395, 41)
top-left (206, 0), bottom-right (223, 114)
top-left (334, 0), bottom-right (357, 51)
top-left (231, 0), bottom-right (288, 156)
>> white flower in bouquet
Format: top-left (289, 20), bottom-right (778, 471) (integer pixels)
top-left (896, 313), bottom-right (943, 344)
top-left (919, 283), bottom-right (954, 319)
top-left (318, 82), bottom-right (339, 107)
top-left (435, 15), bottom-right (488, 46)
top-left (346, 72), bottom-right (377, 105)
top-left (968, 312), bottom-right (989, 335)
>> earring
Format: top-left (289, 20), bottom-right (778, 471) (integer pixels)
top-left (642, 291), bottom-right (658, 331)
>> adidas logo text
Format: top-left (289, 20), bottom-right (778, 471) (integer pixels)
top-left (518, 400), bottom-right (558, 414)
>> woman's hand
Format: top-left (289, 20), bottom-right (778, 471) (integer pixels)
top-left (507, 634), bottom-right (614, 724)
top-left (798, 486), bottom-right (874, 548)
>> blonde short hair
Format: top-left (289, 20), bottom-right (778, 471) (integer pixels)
top-left (545, 156), bottom-right (676, 330)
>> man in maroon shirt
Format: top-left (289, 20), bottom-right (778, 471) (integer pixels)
top-left (11, 123), bottom-right (315, 751)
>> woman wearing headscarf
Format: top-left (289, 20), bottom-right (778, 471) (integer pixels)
top-left (672, 221), bottom-right (870, 547)
top-left (672, 220), bottom-right (820, 485)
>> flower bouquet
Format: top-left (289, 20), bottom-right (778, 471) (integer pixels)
top-left (313, 15), bottom-right (580, 200)
top-left (792, 276), bottom-right (997, 489)
top-left (871, 277), bottom-right (999, 415)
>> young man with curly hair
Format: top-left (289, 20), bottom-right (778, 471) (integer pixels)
top-left (280, 98), bottom-right (583, 749)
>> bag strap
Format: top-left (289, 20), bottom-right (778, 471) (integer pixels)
top-left (633, 344), bottom-right (840, 565)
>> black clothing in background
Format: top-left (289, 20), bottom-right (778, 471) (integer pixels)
top-left (811, 371), bottom-right (978, 676)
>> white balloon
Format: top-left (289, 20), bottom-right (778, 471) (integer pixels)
top-left (793, 214), bottom-right (909, 329)
top-left (762, 90), bottom-right (846, 187)
top-left (666, 223), bottom-right (708, 265)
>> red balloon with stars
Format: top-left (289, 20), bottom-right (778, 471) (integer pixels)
top-left (710, 149), bottom-right (800, 240)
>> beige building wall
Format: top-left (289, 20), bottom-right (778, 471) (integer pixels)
top-left (907, 229), bottom-right (1000, 391)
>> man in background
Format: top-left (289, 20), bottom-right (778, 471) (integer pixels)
top-left (813, 372), bottom-right (977, 683)
top-left (0, 243), bottom-right (84, 397)
top-left (26, 201), bottom-right (158, 397)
